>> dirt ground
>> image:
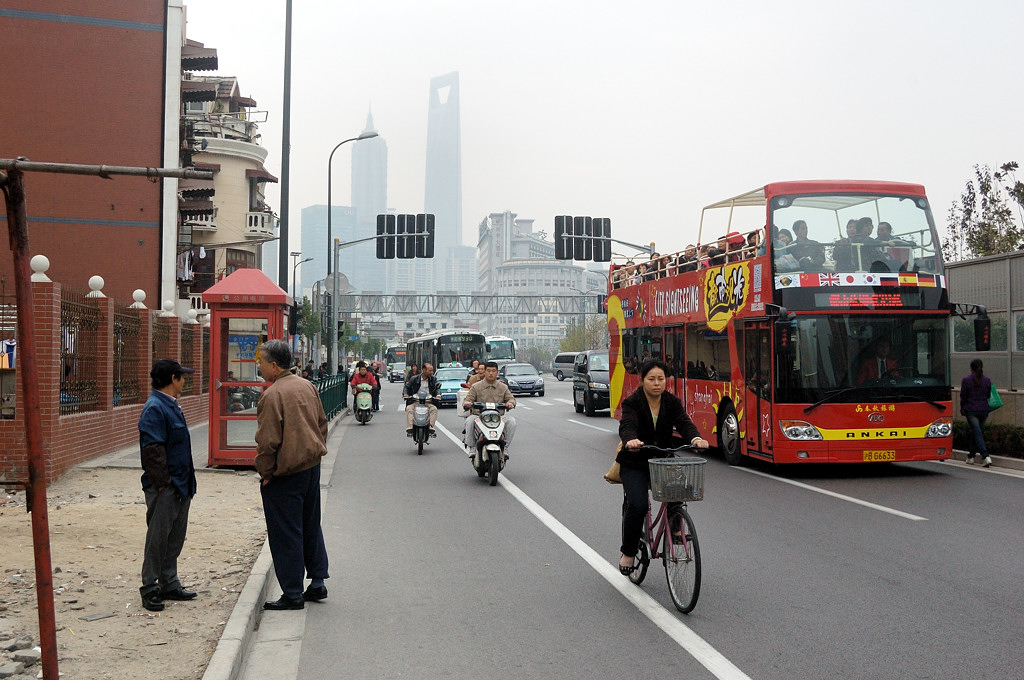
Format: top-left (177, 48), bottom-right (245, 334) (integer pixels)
top-left (0, 467), bottom-right (267, 680)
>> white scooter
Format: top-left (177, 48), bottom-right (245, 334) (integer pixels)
top-left (408, 388), bottom-right (438, 455)
top-left (466, 401), bottom-right (509, 486)
top-left (353, 383), bottom-right (374, 425)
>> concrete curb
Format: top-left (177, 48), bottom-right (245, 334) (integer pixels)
top-left (951, 448), bottom-right (1024, 471)
top-left (201, 408), bottom-right (349, 680)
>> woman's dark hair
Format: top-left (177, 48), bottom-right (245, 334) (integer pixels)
top-left (639, 359), bottom-right (671, 380)
top-left (970, 358), bottom-right (984, 385)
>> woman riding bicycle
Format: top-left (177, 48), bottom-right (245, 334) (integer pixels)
top-left (617, 359), bottom-right (709, 576)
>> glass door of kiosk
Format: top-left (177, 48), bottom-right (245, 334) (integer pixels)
top-left (214, 314), bottom-right (269, 462)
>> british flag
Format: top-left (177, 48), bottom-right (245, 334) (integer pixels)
top-left (819, 273), bottom-right (841, 286)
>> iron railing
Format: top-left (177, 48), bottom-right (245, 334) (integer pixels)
top-left (180, 325), bottom-right (196, 395)
top-left (112, 303), bottom-right (142, 407)
top-left (314, 375), bottom-right (347, 420)
top-left (60, 288), bottom-right (99, 414)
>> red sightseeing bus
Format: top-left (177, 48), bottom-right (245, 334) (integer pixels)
top-left (608, 180), bottom-right (956, 464)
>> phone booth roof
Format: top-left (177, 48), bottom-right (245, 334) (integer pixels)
top-left (201, 268), bottom-right (292, 307)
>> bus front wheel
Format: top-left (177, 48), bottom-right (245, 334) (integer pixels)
top-left (718, 404), bottom-right (742, 466)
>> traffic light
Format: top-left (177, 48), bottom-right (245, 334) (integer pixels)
top-left (573, 216), bottom-right (592, 261)
top-left (375, 214), bottom-right (395, 259)
top-left (288, 303), bottom-right (299, 335)
top-left (974, 317), bottom-right (991, 352)
top-left (593, 217), bottom-right (611, 262)
top-left (396, 214), bottom-right (415, 259)
top-left (415, 213), bottom-right (435, 258)
top-left (554, 216), bottom-right (572, 260)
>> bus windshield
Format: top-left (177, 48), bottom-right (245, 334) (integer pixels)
top-left (776, 314), bottom-right (950, 404)
top-left (770, 193), bottom-right (941, 276)
top-left (487, 338), bottom-right (516, 360)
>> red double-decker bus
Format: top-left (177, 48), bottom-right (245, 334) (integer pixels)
top-left (608, 180), bottom-right (956, 464)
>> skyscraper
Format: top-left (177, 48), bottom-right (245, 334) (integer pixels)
top-left (424, 72), bottom-right (463, 292)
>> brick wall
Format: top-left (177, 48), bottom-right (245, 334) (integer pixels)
top-left (0, 278), bottom-right (209, 485)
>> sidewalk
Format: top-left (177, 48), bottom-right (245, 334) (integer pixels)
top-left (77, 408), bottom-right (350, 680)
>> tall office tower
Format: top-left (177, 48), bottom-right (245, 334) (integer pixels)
top-left (299, 204), bottom-right (359, 296)
top-left (351, 110), bottom-right (388, 291)
top-left (424, 72), bottom-right (463, 292)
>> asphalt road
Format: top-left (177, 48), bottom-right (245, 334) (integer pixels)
top-left (267, 376), bottom-right (1024, 679)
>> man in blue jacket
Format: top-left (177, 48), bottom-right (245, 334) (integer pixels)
top-left (138, 359), bottom-right (198, 612)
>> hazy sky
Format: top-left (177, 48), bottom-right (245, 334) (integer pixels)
top-left (183, 0), bottom-right (1024, 260)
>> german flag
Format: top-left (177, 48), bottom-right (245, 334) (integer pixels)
top-left (916, 273), bottom-right (937, 287)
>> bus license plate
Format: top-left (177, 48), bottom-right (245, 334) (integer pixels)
top-left (863, 450), bottom-right (896, 462)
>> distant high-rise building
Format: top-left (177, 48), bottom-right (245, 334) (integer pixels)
top-left (425, 72), bottom-right (463, 292)
top-left (351, 110), bottom-right (388, 291)
top-left (299, 111), bottom-right (387, 297)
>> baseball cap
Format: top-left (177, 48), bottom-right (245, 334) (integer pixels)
top-left (150, 358), bottom-right (196, 382)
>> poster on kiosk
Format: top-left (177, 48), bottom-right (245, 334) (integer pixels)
top-left (202, 268), bottom-right (291, 466)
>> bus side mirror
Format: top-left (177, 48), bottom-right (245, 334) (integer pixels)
top-left (974, 317), bottom-right (991, 351)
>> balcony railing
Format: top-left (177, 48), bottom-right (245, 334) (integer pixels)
top-left (187, 207), bottom-right (218, 232)
top-left (245, 211), bottom-right (276, 238)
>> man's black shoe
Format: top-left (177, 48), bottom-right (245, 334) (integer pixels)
top-left (302, 585), bottom-right (328, 602)
top-left (141, 591), bottom-right (165, 612)
top-left (160, 587), bottom-right (197, 601)
top-left (263, 595), bottom-right (304, 611)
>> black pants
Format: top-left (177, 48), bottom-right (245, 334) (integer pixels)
top-left (261, 464), bottom-right (329, 600)
top-left (371, 387), bottom-right (380, 410)
top-left (620, 465), bottom-right (680, 558)
top-left (141, 487), bottom-right (191, 595)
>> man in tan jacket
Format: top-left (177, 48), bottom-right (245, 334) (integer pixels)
top-left (255, 340), bottom-right (329, 611)
top-left (462, 361), bottom-right (517, 456)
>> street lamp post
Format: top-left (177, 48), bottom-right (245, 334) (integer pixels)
top-left (326, 130), bottom-right (378, 374)
top-left (290, 252), bottom-right (312, 357)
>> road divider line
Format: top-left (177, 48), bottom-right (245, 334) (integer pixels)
top-left (532, 399), bottom-right (552, 406)
top-left (554, 398), bottom-right (574, 405)
top-left (568, 418), bottom-right (615, 433)
top-left (500, 476), bottom-right (752, 680)
top-left (737, 468), bottom-right (928, 521)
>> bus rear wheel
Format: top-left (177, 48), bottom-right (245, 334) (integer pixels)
top-left (718, 404), bottom-right (742, 466)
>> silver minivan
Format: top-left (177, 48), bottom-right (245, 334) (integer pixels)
top-left (551, 352), bottom-right (579, 381)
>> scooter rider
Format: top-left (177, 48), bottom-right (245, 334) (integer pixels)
top-left (349, 361), bottom-right (378, 394)
top-left (462, 361), bottom-right (516, 456)
top-left (403, 362), bottom-right (441, 436)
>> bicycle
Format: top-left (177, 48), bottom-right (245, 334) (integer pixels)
top-left (624, 445), bottom-right (706, 613)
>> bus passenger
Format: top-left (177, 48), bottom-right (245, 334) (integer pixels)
top-left (791, 220), bottom-right (826, 270)
top-left (745, 231), bottom-right (760, 258)
top-left (677, 245), bottom-right (698, 273)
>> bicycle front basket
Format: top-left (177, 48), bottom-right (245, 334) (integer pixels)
top-left (648, 457), bottom-right (706, 502)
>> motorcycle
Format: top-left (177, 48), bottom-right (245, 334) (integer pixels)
top-left (407, 388), bottom-right (438, 455)
top-left (466, 401), bottom-right (509, 486)
top-left (353, 383), bottom-right (374, 425)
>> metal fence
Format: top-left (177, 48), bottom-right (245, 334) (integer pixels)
top-left (314, 375), bottom-right (347, 419)
top-left (201, 328), bottom-right (210, 394)
top-left (112, 303), bottom-right (142, 407)
top-left (60, 288), bottom-right (99, 415)
top-left (153, 316), bottom-right (171, 364)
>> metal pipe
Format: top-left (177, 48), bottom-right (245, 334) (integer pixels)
top-left (0, 158), bottom-right (212, 180)
top-left (1, 168), bottom-right (60, 679)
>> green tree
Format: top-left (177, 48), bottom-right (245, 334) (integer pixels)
top-left (298, 296), bottom-right (321, 346)
top-left (943, 163), bottom-right (1024, 261)
top-left (518, 342), bottom-right (555, 371)
top-left (560, 315), bottom-right (609, 351)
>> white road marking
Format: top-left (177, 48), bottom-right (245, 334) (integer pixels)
top-left (554, 398), bottom-right (575, 405)
top-left (737, 468), bottom-right (928, 521)
top-left (432, 422), bottom-right (750, 679)
top-left (501, 476), bottom-right (752, 680)
top-left (516, 404), bottom-right (533, 411)
top-left (532, 399), bottom-right (553, 406)
top-left (568, 418), bottom-right (615, 433)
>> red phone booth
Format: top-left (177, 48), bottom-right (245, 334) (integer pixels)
top-left (202, 268), bottom-right (291, 466)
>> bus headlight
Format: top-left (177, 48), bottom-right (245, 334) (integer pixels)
top-left (926, 417), bottom-right (953, 438)
top-left (779, 420), bottom-right (823, 441)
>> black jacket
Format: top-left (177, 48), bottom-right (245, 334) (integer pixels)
top-left (616, 387), bottom-right (700, 470)
top-left (404, 373), bottom-right (440, 400)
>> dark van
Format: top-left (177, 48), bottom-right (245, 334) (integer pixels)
top-left (572, 350), bottom-right (610, 416)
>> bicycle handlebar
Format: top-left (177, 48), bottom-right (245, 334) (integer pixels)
top-left (633, 444), bottom-right (697, 453)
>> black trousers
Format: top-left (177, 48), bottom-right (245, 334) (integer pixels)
top-left (141, 487), bottom-right (191, 595)
top-left (261, 464), bottom-right (329, 599)
top-left (620, 465), bottom-right (680, 558)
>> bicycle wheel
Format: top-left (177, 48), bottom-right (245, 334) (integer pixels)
top-left (629, 537), bottom-right (650, 585)
top-left (663, 508), bottom-right (701, 613)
